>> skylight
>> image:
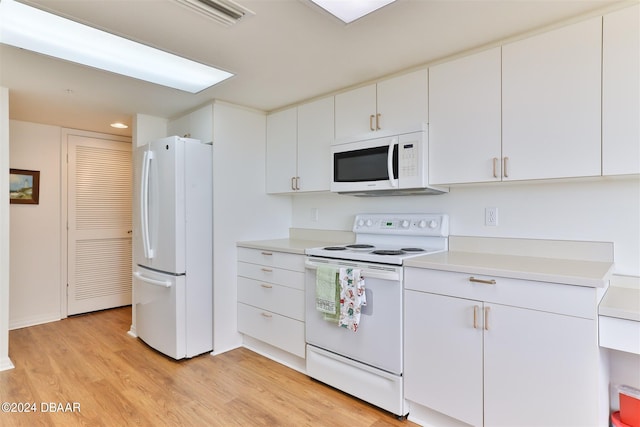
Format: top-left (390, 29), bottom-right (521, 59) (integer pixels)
top-left (0, 0), bottom-right (233, 93)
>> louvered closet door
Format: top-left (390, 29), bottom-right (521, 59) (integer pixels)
top-left (67, 135), bottom-right (132, 315)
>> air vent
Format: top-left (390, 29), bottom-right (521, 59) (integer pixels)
top-left (173, 0), bottom-right (254, 26)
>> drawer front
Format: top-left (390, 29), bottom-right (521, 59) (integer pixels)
top-left (237, 303), bottom-right (305, 358)
top-left (405, 267), bottom-right (596, 319)
top-left (237, 277), bottom-right (304, 321)
top-left (237, 247), bottom-right (305, 272)
top-left (238, 262), bottom-right (304, 290)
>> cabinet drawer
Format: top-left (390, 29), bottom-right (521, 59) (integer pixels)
top-left (237, 247), bottom-right (304, 272)
top-left (237, 262), bottom-right (304, 291)
top-left (237, 277), bottom-right (304, 321)
top-left (237, 303), bottom-right (305, 358)
top-left (405, 267), bottom-right (596, 319)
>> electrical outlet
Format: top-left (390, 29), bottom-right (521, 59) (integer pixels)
top-left (485, 207), bottom-right (498, 226)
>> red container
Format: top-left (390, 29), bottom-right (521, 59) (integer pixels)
top-left (613, 411), bottom-right (632, 427)
top-left (619, 385), bottom-right (640, 427)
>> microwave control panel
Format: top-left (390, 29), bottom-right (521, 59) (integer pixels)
top-left (400, 143), bottom-right (418, 177)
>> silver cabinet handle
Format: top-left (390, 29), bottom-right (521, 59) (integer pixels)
top-left (369, 115), bottom-right (375, 131)
top-left (295, 176), bottom-right (301, 190)
top-left (261, 251), bottom-right (273, 256)
top-left (261, 268), bottom-right (273, 273)
top-left (261, 312), bottom-right (273, 318)
top-left (484, 306), bottom-right (491, 330)
top-left (503, 157), bottom-right (509, 178)
top-left (376, 113), bottom-right (382, 130)
top-left (260, 284), bottom-right (273, 289)
top-left (291, 176), bottom-right (296, 190)
top-left (493, 157), bottom-right (498, 178)
top-left (469, 276), bottom-right (496, 285)
top-left (473, 305), bottom-right (479, 329)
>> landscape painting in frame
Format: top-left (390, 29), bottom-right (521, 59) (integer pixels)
top-left (9, 169), bottom-right (40, 204)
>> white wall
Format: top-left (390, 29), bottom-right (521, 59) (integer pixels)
top-left (0, 88), bottom-right (13, 370)
top-left (8, 121), bottom-right (63, 329)
top-left (292, 177), bottom-right (640, 275)
top-left (211, 102), bottom-right (292, 353)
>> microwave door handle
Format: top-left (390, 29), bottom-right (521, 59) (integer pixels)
top-left (387, 137), bottom-right (398, 187)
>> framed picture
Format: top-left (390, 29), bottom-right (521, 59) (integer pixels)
top-left (9, 169), bottom-right (40, 205)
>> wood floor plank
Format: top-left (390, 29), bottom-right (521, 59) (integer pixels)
top-left (0, 307), bottom-right (416, 426)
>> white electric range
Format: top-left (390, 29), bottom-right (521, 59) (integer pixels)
top-left (304, 213), bottom-right (449, 418)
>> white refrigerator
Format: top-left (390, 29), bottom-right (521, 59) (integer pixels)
top-left (133, 136), bottom-right (212, 359)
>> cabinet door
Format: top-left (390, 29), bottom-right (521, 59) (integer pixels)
top-left (429, 48), bottom-right (502, 185)
top-left (502, 17), bottom-right (602, 181)
top-left (484, 303), bottom-right (598, 427)
top-left (334, 84), bottom-right (377, 140)
top-left (376, 68), bottom-right (428, 134)
top-left (297, 96), bottom-right (333, 192)
top-left (404, 291), bottom-right (483, 427)
top-left (266, 107), bottom-right (297, 193)
top-left (603, 5), bottom-right (640, 176)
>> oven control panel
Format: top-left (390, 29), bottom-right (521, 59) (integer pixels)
top-left (353, 213), bottom-right (449, 236)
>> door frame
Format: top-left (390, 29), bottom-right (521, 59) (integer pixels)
top-left (60, 128), bottom-right (132, 318)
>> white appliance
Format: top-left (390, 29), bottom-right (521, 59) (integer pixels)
top-left (133, 136), bottom-right (213, 360)
top-left (330, 128), bottom-right (447, 196)
top-left (305, 213), bottom-right (449, 418)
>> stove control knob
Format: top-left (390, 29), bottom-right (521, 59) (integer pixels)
top-left (356, 219), bottom-right (365, 227)
top-left (418, 220), bottom-right (428, 228)
top-left (401, 220), bottom-right (410, 228)
top-left (365, 219), bottom-right (373, 227)
top-left (429, 220), bottom-right (438, 229)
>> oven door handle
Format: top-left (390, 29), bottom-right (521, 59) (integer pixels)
top-left (305, 261), bottom-right (401, 281)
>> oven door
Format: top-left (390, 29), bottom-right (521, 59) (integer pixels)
top-left (305, 257), bottom-right (403, 375)
top-left (331, 136), bottom-right (399, 193)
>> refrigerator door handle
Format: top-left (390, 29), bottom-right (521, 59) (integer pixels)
top-left (141, 150), bottom-right (154, 259)
top-left (134, 271), bottom-right (172, 288)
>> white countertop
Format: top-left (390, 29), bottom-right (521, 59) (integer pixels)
top-left (405, 251), bottom-right (614, 288)
top-left (236, 238), bottom-right (330, 255)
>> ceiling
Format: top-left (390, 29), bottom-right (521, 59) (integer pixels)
top-left (0, 0), bottom-right (628, 137)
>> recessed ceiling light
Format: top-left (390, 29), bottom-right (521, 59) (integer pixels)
top-left (0, 0), bottom-right (233, 93)
top-left (310, 0), bottom-right (396, 24)
top-left (110, 122), bottom-right (129, 129)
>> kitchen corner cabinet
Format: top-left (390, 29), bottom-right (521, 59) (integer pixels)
top-left (602, 4), bottom-right (640, 176)
top-left (236, 247), bottom-right (305, 358)
top-left (502, 17), bottom-right (602, 181)
top-left (266, 96), bottom-right (333, 194)
top-left (428, 47), bottom-right (502, 185)
top-left (405, 268), bottom-right (602, 427)
top-left (334, 68), bottom-right (428, 141)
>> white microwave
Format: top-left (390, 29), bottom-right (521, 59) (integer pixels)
top-left (330, 129), bottom-right (447, 196)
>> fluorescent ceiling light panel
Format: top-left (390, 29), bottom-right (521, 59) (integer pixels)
top-left (310, 0), bottom-right (396, 23)
top-left (0, 0), bottom-right (233, 93)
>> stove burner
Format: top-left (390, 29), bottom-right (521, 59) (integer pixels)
top-left (371, 250), bottom-right (406, 256)
top-left (323, 246), bottom-right (347, 251)
top-left (401, 248), bottom-right (425, 252)
top-left (346, 244), bottom-right (375, 249)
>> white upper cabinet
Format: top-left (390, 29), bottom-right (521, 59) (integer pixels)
top-left (502, 17), bottom-right (602, 181)
top-left (429, 47), bottom-right (502, 185)
top-left (266, 96), bottom-right (334, 194)
top-left (297, 96), bottom-right (334, 192)
top-left (266, 107), bottom-right (297, 194)
top-left (334, 69), bottom-right (428, 141)
top-left (603, 4), bottom-right (640, 176)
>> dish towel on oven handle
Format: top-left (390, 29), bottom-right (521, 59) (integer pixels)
top-left (339, 267), bottom-right (366, 332)
top-left (315, 266), bottom-right (338, 315)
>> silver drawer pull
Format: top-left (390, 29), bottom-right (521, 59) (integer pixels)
top-left (261, 312), bottom-right (273, 318)
top-left (261, 268), bottom-right (273, 273)
top-left (484, 306), bottom-right (491, 330)
top-left (260, 284), bottom-right (273, 289)
top-left (261, 251), bottom-right (273, 256)
top-left (469, 276), bottom-right (496, 285)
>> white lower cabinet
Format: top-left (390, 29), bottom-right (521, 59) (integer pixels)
top-left (404, 268), bottom-right (603, 427)
top-left (237, 247), bottom-right (305, 358)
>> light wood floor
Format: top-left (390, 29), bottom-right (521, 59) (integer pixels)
top-left (0, 307), bottom-right (416, 426)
